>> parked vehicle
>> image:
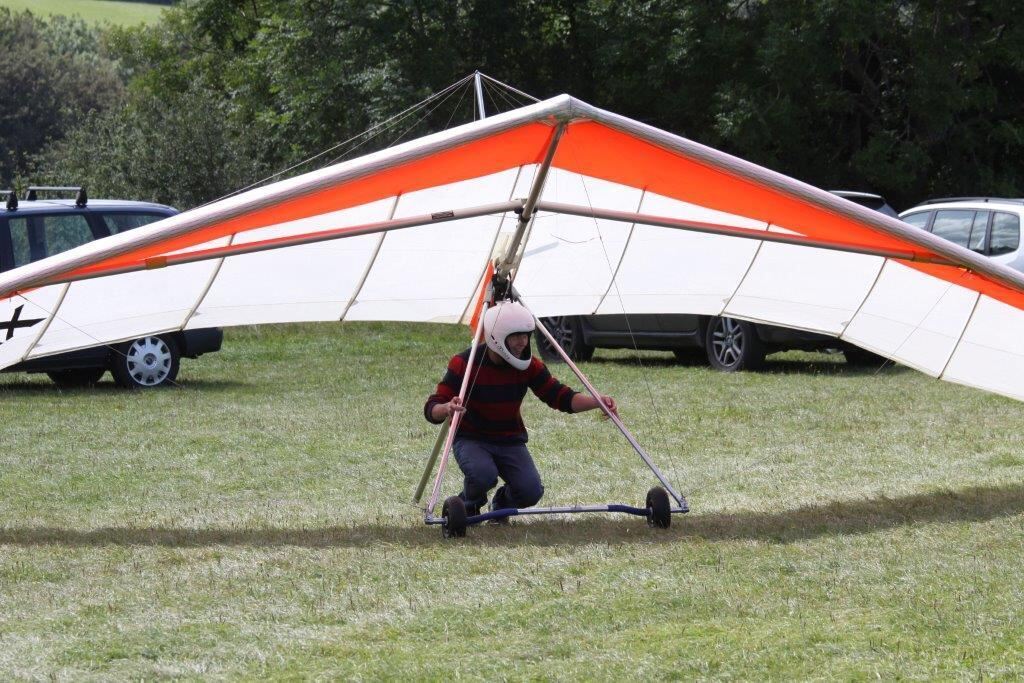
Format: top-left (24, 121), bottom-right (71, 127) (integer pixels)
top-left (536, 191), bottom-right (895, 370)
top-left (0, 186), bottom-right (223, 388)
top-left (898, 197), bottom-right (1023, 274)
top-left (830, 190), bottom-right (898, 218)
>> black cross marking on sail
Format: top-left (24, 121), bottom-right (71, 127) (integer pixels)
top-left (0, 305), bottom-right (45, 345)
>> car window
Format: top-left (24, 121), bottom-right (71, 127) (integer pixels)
top-left (902, 211), bottom-right (930, 230)
top-left (968, 211), bottom-right (989, 253)
top-left (0, 220), bottom-right (10, 272)
top-left (100, 212), bottom-right (169, 234)
top-left (930, 210), bottom-right (975, 248)
top-left (9, 217), bottom-right (41, 267)
top-left (45, 214), bottom-right (95, 256)
top-left (9, 214), bottom-right (95, 267)
top-left (990, 212), bottom-right (1020, 256)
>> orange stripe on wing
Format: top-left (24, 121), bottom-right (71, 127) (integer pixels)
top-left (468, 261), bottom-right (495, 330)
top-left (63, 123), bottom-right (555, 280)
top-left (554, 121), bottom-right (1024, 311)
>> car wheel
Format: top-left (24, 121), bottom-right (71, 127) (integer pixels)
top-left (536, 316), bottom-right (595, 362)
top-left (47, 368), bottom-right (106, 389)
top-left (110, 335), bottom-right (180, 389)
top-left (705, 316), bottom-right (765, 372)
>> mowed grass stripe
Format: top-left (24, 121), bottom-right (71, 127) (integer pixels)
top-left (1, 322), bottom-right (1022, 678)
top-left (0, 0), bottom-right (165, 25)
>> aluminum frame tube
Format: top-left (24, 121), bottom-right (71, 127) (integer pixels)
top-left (425, 504), bottom-right (688, 525)
top-left (424, 301), bottom-right (490, 515)
top-left (8, 200), bottom-right (526, 296)
top-left (496, 123), bottom-right (565, 279)
top-left (412, 416), bottom-right (450, 504)
top-left (474, 71), bottom-right (486, 119)
top-left (535, 200), bottom-right (956, 266)
top-left (530, 308), bottom-right (688, 509)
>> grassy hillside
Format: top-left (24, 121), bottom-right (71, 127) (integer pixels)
top-left (0, 0), bottom-right (165, 25)
top-left (1, 322), bottom-right (1023, 678)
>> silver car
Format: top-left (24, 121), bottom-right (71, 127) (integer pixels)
top-left (899, 198), bottom-right (1024, 274)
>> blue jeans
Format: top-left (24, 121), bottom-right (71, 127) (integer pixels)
top-left (453, 438), bottom-right (545, 513)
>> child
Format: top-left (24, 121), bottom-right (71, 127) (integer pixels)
top-left (425, 301), bottom-right (617, 515)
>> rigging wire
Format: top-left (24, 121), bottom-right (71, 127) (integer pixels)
top-left (322, 77), bottom-right (472, 167)
top-left (194, 74), bottom-right (477, 210)
top-left (495, 87), bottom-right (525, 113)
top-left (481, 79), bottom-right (504, 117)
top-left (576, 177), bottom-right (685, 492)
top-left (442, 81), bottom-right (473, 130)
top-left (479, 73), bottom-right (541, 104)
top-left (487, 78), bottom-right (532, 112)
top-left (196, 72), bottom-right (528, 212)
top-left (348, 83), bottom-right (467, 172)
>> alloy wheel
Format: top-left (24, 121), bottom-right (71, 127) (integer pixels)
top-left (123, 336), bottom-right (174, 387)
top-left (710, 317), bottom-right (745, 368)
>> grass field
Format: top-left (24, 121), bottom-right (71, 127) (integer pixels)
top-left (0, 0), bottom-right (166, 25)
top-left (1, 322), bottom-right (1023, 678)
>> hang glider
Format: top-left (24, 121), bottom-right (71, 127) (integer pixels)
top-left (1, 95), bottom-right (1023, 402)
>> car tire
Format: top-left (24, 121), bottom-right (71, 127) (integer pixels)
top-left (536, 316), bottom-right (595, 362)
top-left (46, 368), bottom-right (106, 389)
top-left (705, 316), bottom-right (765, 372)
top-left (110, 335), bottom-right (180, 389)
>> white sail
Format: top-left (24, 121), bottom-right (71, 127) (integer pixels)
top-left (2, 95), bottom-right (1022, 401)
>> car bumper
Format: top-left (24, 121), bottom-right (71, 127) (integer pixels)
top-left (179, 328), bottom-right (223, 358)
top-left (3, 328), bottom-right (224, 372)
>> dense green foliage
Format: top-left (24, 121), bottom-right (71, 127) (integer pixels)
top-left (723, 1), bottom-right (1024, 206)
top-left (0, 8), bottom-right (123, 188)
top-left (8, 1), bottom-right (1024, 209)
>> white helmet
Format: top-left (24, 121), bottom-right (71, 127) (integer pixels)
top-left (483, 301), bottom-right (535, 370)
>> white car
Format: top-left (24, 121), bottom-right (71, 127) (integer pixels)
top-left (899, 198), bottom-right (1024, 274)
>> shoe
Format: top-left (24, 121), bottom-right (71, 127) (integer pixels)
top-left (463, 497), bottom-right (482, 518)
top-left (488, 498), bottom-right (510, 525)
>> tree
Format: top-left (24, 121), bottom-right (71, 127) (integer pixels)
top-left (36, 86), bottom-right (270, 208)
top-left (703, 0), bottom-right (1024, 207)
top-left (32, 0), bottom-right (1024, 209)
top-left (0, 9), bottom-right (123, 187)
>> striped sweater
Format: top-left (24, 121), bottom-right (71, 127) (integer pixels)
top-left (424, 345), bottom-right (578, 443)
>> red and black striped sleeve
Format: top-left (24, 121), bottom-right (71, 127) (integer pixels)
top-left (423, 350), bottom-right (468, 424)
top-left (527, 358), bottom-right (577, 413)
